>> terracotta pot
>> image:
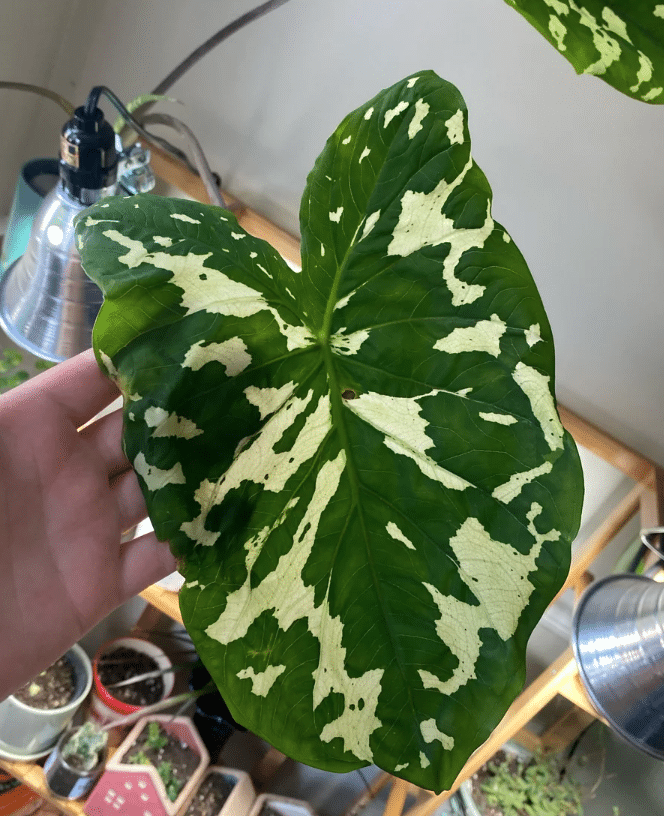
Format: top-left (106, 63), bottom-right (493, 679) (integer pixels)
top-left (84, 715), bottom-right (209, 816)
top-left (91, 637), bottom-right (174, 725)
top-left (0, 644), bottom-right (92, 760)
top-left (184, 766), bottom-right (255, 816)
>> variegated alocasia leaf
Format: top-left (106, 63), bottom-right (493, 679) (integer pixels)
top-left (76, 71), bottom-right (583, 792)
top-left (504, 0), bottom-right (664, 103)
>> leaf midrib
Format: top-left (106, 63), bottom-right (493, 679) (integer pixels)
top-left (320, 285), bottom-right (427, 762)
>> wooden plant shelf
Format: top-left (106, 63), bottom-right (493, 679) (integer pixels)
top-left (139, 584), bottom-right (183, 625)
top-left (0, 757), bottom-right (86, 816)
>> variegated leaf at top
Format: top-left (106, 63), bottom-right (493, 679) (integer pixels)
top-left (505, 0), bottom-right (664, 103)
top-left (75, 71), bottom-right (583, 793)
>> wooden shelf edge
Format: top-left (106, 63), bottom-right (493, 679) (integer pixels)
top-left (559, 405), bottom-right (657, 485)
top-left (0, 757), bottom-right (85, 816)
top-left (139, 584), bottom-right (183, 624)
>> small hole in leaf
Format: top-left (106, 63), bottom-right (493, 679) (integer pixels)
top-left (358, 698), bottom-right (365, 711)
top-left (199, 273), bottom-right (207, 280)
top-left (342, 389), bottom-right (356, 400)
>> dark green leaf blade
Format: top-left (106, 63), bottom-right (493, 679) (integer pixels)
top-left (505, 0), bottom-right (664, 103)
top-left (76, 71), bottom-right (583, 793)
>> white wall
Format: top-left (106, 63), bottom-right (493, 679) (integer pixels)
top-left (6, 0), bottom-right (663, 465)
top-left (0, 1), bottom-right (89, 208)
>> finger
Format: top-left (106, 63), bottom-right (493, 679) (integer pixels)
top-left (111, 467), bottom-right (150, 534)
top-left (35, 348), bottom-right (120, 427)
top-left (79, 407), bottom-right (131, 477)
top-left (119, 531), bottom-right (178, 600)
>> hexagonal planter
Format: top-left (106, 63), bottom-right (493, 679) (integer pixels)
top-left (84, 715), bottom-right (209, 816)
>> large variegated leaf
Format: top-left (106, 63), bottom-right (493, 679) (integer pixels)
top-left (505, 0), bottom-right (664, 103)
top-left (76, 71), bottom-right (583, 792)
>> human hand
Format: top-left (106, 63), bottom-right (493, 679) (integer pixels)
top-left (0, 348), bottom-right (176, 700)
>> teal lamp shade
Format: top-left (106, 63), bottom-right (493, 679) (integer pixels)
top-left (1, 159), bottom-right (59, 276)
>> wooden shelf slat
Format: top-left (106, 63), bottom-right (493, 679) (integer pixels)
top-left (0, 757), bottom-right (86, 816)
top-left (139, 584), bottom-right (183, 625)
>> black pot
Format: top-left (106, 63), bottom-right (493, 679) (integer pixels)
top-left (189, 662), bottom-right (244, 761)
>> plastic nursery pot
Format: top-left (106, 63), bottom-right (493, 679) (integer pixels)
top-left (43, 724), bottom-right (108, 800)
top-left (247, 794), bottom-right (317, 816)
top-left (183, 766), bottom-right (255, 816)
top-left (189, 662), bottom-right (245, 761)
top-left (0, 643), bottom-right (92, 760)
top-left (84, 715), bottom-right (210, 816)
top-left (91, 636), bottom-right (174, 725)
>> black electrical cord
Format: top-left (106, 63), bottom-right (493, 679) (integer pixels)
top-left (84, 85), bottom-right (193, 169)
top-left (84, 86), bottom-right (226, 206)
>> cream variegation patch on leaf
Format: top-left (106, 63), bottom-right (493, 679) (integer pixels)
top-left (75, 71), bottom-right (583, 792)
top-left (505, 0), bottom-right (664, 103)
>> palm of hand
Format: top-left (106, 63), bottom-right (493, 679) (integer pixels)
top-left (0, 350), bottom-right (176, 699)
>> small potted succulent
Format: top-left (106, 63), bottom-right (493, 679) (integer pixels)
top-left (458, 742), bottom-right (585, 816)
top-left (0, 643), bottom-right (92, 760)
top-left (247, 794), bottom-right (316, 816)
top-left (91, 636), bottom-right (174, 725)
top-left (183, 766), bottom-right (255, 816)
top-left (43, 721), bottom-right (109, 800)
top-left (84, 715), bottom-right (209, 816)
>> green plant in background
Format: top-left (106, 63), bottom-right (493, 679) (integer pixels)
top-left (128, 750), bottom-right (152, 766)
top-left (0, 348), bottom-right (54, 394)
top-left (112, 94), bottom-right (177, 135)
top-left (75, 70), bottom-right (583, 792)
top-left (479, 751), bottom-right (584, 816)
top-left (145, 720), bottom-right (168, 751)
top-left (62, 722), bottom-right (108, 772)
top-left (128, 752), bottom-right (182, 800)
top-left (157, 761), bottom-right (184, 802)
top-left (504, 1), bottom-right (664, 104)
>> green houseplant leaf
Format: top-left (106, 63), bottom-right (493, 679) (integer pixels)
top-left (76, 71), bottom-right (583, 792)
top-left (505, 0), bottom-right (664, 103)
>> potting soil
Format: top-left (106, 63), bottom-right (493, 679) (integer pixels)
top-left (98, 646), bottom-right (164, 705)
top-left (13, 656), bottom-right (75, 709)
top-left (184, 772), bottom-right (235, 816)
top-left (123, 723), bottom-right (200, 802)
